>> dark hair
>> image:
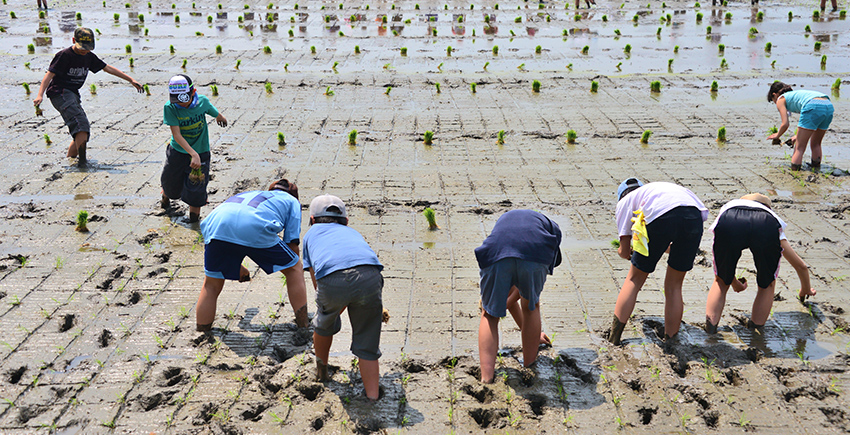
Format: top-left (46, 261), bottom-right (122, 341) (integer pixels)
top-left (767, 81), bottom-right (793, 103)
top-left (268, 178), bottom-right (299, 200)
top-left (312, 216), bottom-right (348, 225)
top-left (619, 186), bottom-right (640, 201)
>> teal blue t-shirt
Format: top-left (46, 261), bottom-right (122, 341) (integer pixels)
top-left (781, 90), bottom-right (829, 114)
top-left (163, 94), bottom-right (219, 154)
top-left (302, 224), bottom-right (383, 279)
top-left (200, 190), bottom-right (302, 248)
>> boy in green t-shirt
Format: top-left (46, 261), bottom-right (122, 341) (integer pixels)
top-left (161, 74), bottom-right (227, 222)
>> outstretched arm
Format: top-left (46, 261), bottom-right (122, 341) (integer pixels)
top-left (617, 235), bottom-right (632, 260)
top-left (33, 71), bottom-right (55, 107)
top-left (780, 239), bottom-right (814, 300)
top-left (102, 65), bottom-right (144, 92)
top-left (768, 98), bottom-right (790, 140)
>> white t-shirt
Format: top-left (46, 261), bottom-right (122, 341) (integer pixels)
top-left (616, 182), bottom-right (709, 237)
top-left (709, 199), bottom-right (787, 240)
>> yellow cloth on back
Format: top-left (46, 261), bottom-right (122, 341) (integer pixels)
top-left (631, 209), bottom-right (649, 256)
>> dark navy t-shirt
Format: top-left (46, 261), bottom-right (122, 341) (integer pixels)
top-left (474, 209), bottom-right (563, 274)
top-left (46, 46), bottom-right (107, 97)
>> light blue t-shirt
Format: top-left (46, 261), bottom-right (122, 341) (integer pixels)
top-left (163, 94), bottom-right (219, 154)
top-left (200, 190), bottom-right (301, 248)
top-left (781, 90), bottom-right (829, 114)
top-left (302, 224), bottom-right (383, 280)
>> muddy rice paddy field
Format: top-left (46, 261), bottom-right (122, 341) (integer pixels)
top-left (1, 0), bottom-right (850, 432)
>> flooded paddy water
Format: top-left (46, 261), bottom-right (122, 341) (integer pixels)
top-left (0, 0), bottom-right (849, 432)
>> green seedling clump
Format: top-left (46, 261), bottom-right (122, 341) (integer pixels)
top-left (446, 46), bottom-right (452, 56)
top-left (348, 129), bottom-right (357, 145)
top-left (483, 62), bottom-right (489, 70)
top-left (264, 45), bottom-right (272, 54)
top-left (235, 59), bottom-right (241, 69)
top-left (674, 45), bottom-right (679, 53)
top-left (76, 12), bottom-right (81, 19)
top-left (22, 83), bottom-right (31, 94)
top-left (640, 130), bottom-right (652, 144)
top-left (492, 45), bottom-right (499, 55)
top-left (614, 29), bottom-right (621, 35)
top-left (813, 10), bottom-right (820, 19)
top-left (582, 45), bottom-right (589, 55)
top-left (355, 45), bottom-right (361, 54)
top-left (423, 130), bottom-right (434, 145)
top-left (633, 14), bottom-right (639, 22)
top-left (720, 58), bottom-right (728, 68)
top-left (435, 83), bottom-right (441, 93)
top-left (535, 45), bottom-right (542, 54)
top-left (470, 82), bottom-right (477, 93)
top-left (566, 129), bottom-right (577, 144)
top-left (288, 29), bottom-right (294, 37)
top-left (181, 59), bottom-right (187, 69)
top-left (114, 13), bottom-right (120, 20)
top-left (496, 130), bottom-right (506, 145)
top-left (724, 12), bottom-right (732, 20)
top-left (385, 86), bottom-right (391, 95)
top-left (717, 126), bottom-right (727, 142)
top-left (35, 104), bottom-right (43, 116)
top-left (602, 15), bottom-right (608, 21)
top-left (711, 80), bottom-right (719, 92)
top-left (277, 132), bottom-right (286, 145)
top-left (696, 12), bottom-right (703, 22)
top-left (706, 25), bottom-right (712, 34)
top-left (532, 80), bottom-right (541, 93)
top-left (821, 55), bottom-right (827, 68)
top-left (90, 84), bottom-right (97, 94)
top-left (76, 210), bottom-right (90, 232)
top-left (265, 82), bottom-right (273, 93)
top-left (400, 47), bottom-right (407, 56)
top-left (814, 41), bottom-right (821, 51)
top-left (28, 44), bottom-right (35, 54)
top-left (591, 81), bottom-right (599, 93)
top-left (211, 85), bottom-right (218, 96)
top-left (611, 239), bottom-right (620, 248)
top-left (143, 84), bottom-right (150, 96)
top-left (832, 78), bottom-right (841, 90)
top-left (668, 58), bottom-right (673, 68)
top-left (765, 42), bottom-right (772, 52)
top-left (718, 44), bottom-right (725, 53)
top-left (216, 45), bottom-right (223, 54)
top-left (44, 134), bottom-right (52, 144)
top-left (129, 57), bottom-right (134, 67)
top-left (624, 44), bottom-right (632, 54)
top-left (757, 11), bottom-right (764, 21)
top-left (208, 15), bottom-right (213, 23)
top-left (749, 27), bottom-right (758, 35)
top-left (125, 44), bottom-right (132, 54)
top-left (650, 81), bottom-right (661, 92)
top-left (423, 207), bottom-right (439, 230)
top-left (170, 45), bottom-right (175, 54)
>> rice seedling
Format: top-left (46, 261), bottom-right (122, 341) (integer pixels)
top-left (674, 45), bottom-right (679, 53)
top-left (435, 83), bottom-right (441, 93)
top-left (265, 82), bottom-right (273, 93)
top-left (288, 28), bottom-right (294, 37)
top-left (582, 45), bottom-right (589, 54)
top-left (624, 44), bottom-right (631, 54)
top-left (749, 27), bottom-right (758, 35)
top-left (650, 80), bottom-right (661, 92)
top-left (720, 58), bottom-right (728, 68)
top-left (27, 44), bottom-right (35, 54)
top-left (614, 29), bottom-right (621, 36)
top-left (711, 80), bottom-right (718, 92)
top-left (696, 12), bottom-right (703, 22)
top-left (432, 28), bottom-right (437, 36)
top-left (129, 57), bottom-right (135, 68)
top-left (602, 14), bottom-right (608, 21)
top-left (211, 85), bottom-right (218, 96)
top-left (640, 130), bottom-right (653, 144)
top-left (535, 45), bottom-right (542, 54)
top-left (175, 14), bottom-right (180, 22)
top-left (788, 11), bottom-right (793, 20)
top-left (771, 60), bottom-right (776, 68)
top-left (724, 11), bottom-right (732, 20)
top-left (757, 11), bottom-right (764, 21)
top-left (142, 84), bottom-right (151, 96)
top-left (667, 58), bottom-right (673, 69)
top-left (76, 210), bottom-right (90, 232)
top-left (348, 129), bottom-right (357, 145)
top-left (332, 61), bottom-right (339, 70)
top-left (385, 86), bottom-right (392, 95)
top-left (22, 82), bottom-right (31, 95)
top-left (170, 45), bottom-right (175, 54)
top-left (470, 82), bottom-right (477, 93)
top-left (616, 62), bottom-right (622, 71)
top-left (566, 129), bottom-right (577, 143)
top-left (591, 81), bottom-right (599, 93)
top-left (44, 134), bottom-right (52, 145)
top-left (515, 16), bottom-right (521, 22)
top-left (840, 10), bottom-right (847, 18)
top-left (207, 15), bottom-right (213, 23)
top-left (496, 130), bottom-right (506, 145)
top-left (76, 12), bottom-right (81, 19)
top-left (821, 55), bottom-right (827, 68)
top-left (717, 126), bottom-right (727, 142)
top-left (633, 14), bottom-right (639, 22)
top-left (423, 207), bottom-right (438, 229)
top-left (235, 59), bottom-right (241, 69)
top-left (264, 45), bottom-right (272, 54)
top-left (35, 104), bottom-right (43, 116)
top-left (656, 27), bottom-right (662, 36)
top-left (90, 84), bottom-right (97, 94)
top-left (215, 44), bottom-right (223, 54)
top-left (400, 47), bottom-right (407, 56)
top-left (706, 25), bottom-right (712, 34)
top-left (567, 63), bottom-right (573, 70)
top-left (718, 43), bottom-right (725, 54)
top-left (805, 24), bottom-right (811, 32)
top-left (833, 78), bottom-right (841, 90)
top-left (765, 42), bottom-right (772, 52)
top-left (532, 80), bottom-right (541, 93)
top-left (446, 46), bottom-right (452, 56)
top-left (666, 13), bottom-right (671, 23)
top-left (355, 45), bottom-right (360, 54)
top-left (181, 59), bottom-right (187, 68)
top-left (574, 13), bottom-right (581, 21)
top-left (492, 45), bottom-right (499, 55)
top-left (483, 61), bottom-right (489, 70)
top-left (813, 10), bottom-right (820, 19)
top-left (423, 130), bottom-right (435, 146)
top-left (814, 41), bottom-right (821, 51)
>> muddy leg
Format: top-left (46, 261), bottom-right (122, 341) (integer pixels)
top-left (519, 299), bottom-right (541, 367)
top-left (750, 281), bottom-right (776, 326)
top-left (359, 359), bottom-right (380, 400)
top-left (478, 311), bottom-right (500, 383)
top-left (313, 333), bottom-right (333, 381)
top-left (281, 260), bottom-right (308, 327)
top-left (613, 265), bottom-right (649, 330)
top-left (791, 128), bottom-right (814, 167)
top-left (663, 267), bottom-right (687, 338)
top-left (809, 129), bottom-right (826, 169)
top-left (608, 315), bottom-right (627, 345)
top-left (196, 276), bottom-right (225, 330)
top-left (705, 276), bottom-right (731, 333)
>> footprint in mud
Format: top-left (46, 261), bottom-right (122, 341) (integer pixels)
top-left (637, 406), bottom-right (658, 425)
top-left (461, 383), bottom-right (494, 404)
top-left (295, 383), bottom-right (324, 401)
top-left (525, 394), bottom-right (546, 416)
top-left (238, 402), bottom-right (271, 421)
top-left (136, 232), bottom-right (160, 245)
top-left (154, 251), bottom-right (172, 264)
top-left (702, 410), bottom-right (720, 428)
top-left (146, 267), bottom-right (168, 278)
top-left (116, 291), bottom-right (141, 306)
top-left (17, 405), bottom-right (47, 424)
top-left (98, 329), bottom-right (112, 348)
top-left (135, 390), bottom-right (178, 411)
top-left (157, 367), bottom-right (186, 388)
top-left (192, 402), bottom-right (218, 425)
top-left (354, 417), bottom-right (385, 434)
top-left (469, 408), bottom-right (508, 429)
top-left (400, 359), bottom-right (428, 373)
top-left (58, 314), bottom-right (75, 332)
top-left (7, 366), bottom-right (26, 384)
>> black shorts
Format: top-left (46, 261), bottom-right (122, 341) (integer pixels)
top-left (49, 89), bottom-right (90, 139)
top-left (632, 206), bottom-right (704, 274)
top-left (160, 146), bottom-right (210, 208)
top-left (712, 207), bottom-right (782, 289)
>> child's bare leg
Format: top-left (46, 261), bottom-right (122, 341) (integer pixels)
top-left (313, 332), bottom-right (333, 380)
top-left (614, 265), bottom-right (649, 324)
top-left (507, 286), bottom-right (549, 345)
top-left (359, 359), bottom-right (380, 400)
top-left (791, 128), bottom-right (814, 167)
top-left (751, 282), bottom-right (776, 326)
top-left (67, 131), bottom-right (88, 158)
top-left (196, 276), bottom-right (225, 330)
top-left (281, 261), bottom-right (309, 327)
top-left (519, 299), bottom-right (541, 367)
top-left (663, 267), bottom-right (687, 338)
top-left (705, 276), bottom-right (731, 330)
top-left (809, 129), bottom-right (827, 166)
top-left (478, 311), bottom-right (500, 383)
top-left (188, 206), bottom-right (202, 222)
top-left (575, 0), bottom-right (580, 8)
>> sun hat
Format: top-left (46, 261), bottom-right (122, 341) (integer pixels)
top-left (617, 178), bottom-right (644, 201)
top-left (73, 27), bottom-right (96, 51)
top-left (740, 193), bottom-right (772, 209)
top-left (310, 195), bottom-right (347, 218)
top-left (168, 74), bottom-right (194, 104)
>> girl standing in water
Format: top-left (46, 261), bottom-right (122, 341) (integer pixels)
top-left (766, 81), bottom-right (834, 172)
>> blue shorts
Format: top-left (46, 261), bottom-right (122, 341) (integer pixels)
top-left (479, 258), bottom-right (548, 318)
top-left (798, 98), bottom-right (834, 131)
top-left (204, 239), bottom-right (298, 280)
top-left (632, 206), bottom-right (704, 274)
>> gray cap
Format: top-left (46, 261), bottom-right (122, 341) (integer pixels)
top-left (310, 194), bottom-right (347, 218)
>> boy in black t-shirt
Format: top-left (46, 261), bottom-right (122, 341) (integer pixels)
top-left (33, 28), bottom-right (144, 167)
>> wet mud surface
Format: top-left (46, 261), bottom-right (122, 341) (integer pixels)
top-left (1, 0), bottom-right (849, 432)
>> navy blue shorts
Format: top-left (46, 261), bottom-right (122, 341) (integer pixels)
top-left (204, 239), bottom-right (299, 280)
top-left (479, 258), bottom-right (548, 318)
top-left (632, 206), bottom-right (704, 274)
top-left (161, 146), bottom-right (211, 208)
top-left (712, 207), bottom-right (782, 289)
